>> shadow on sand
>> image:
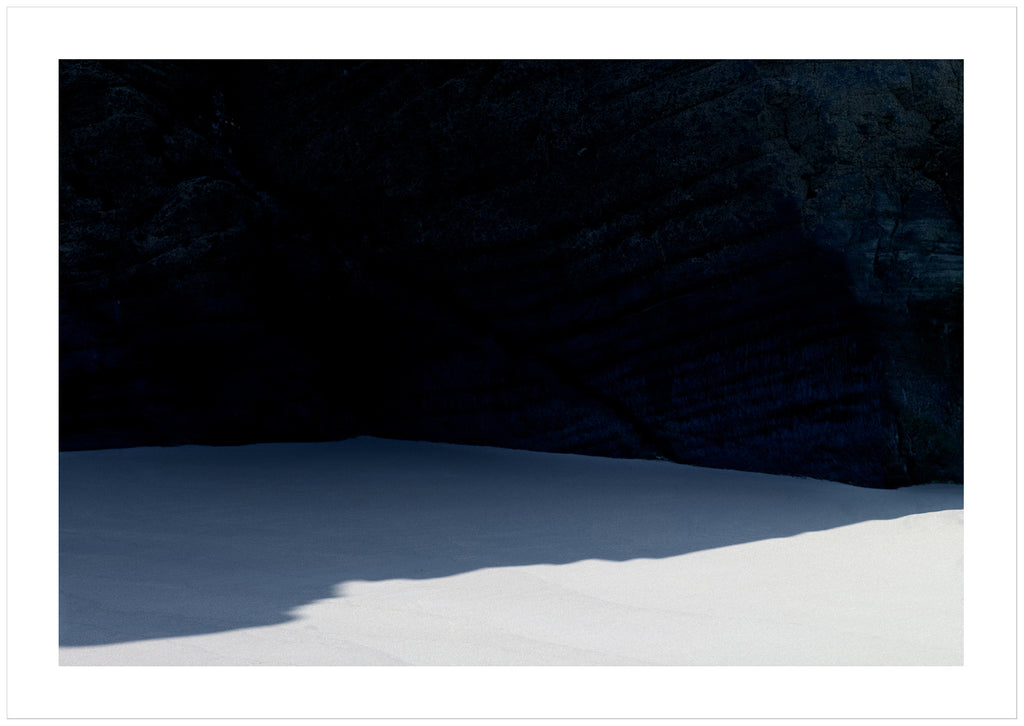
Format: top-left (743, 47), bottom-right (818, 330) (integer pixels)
top-left (60, 437), bottom-right (962, 648)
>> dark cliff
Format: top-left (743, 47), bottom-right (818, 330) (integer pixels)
top-left (59, 60), bottom-right (963, 487)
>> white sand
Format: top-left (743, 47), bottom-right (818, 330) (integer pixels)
top-left (59, 436), bottom-right (962, 665)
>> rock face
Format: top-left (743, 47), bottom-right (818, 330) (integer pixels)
top-left (59, 60), bottom-right (963, 487)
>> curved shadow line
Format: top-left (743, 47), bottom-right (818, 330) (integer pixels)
top-left (59, 437), bottom-right (963, 648)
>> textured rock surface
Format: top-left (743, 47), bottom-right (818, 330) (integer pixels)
top-left (59, 60), bottom-right (963, 487)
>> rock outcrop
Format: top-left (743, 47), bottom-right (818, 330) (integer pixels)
top-left (59, 60), bottom-right (963, 487)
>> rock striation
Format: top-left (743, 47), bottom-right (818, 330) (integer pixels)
top-left (59, 60), bottom-right (963, 487)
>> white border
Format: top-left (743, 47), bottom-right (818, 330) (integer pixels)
top-left (6, 3), bottom-right (1015, 719)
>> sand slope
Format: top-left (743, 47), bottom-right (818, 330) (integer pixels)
top-left (60, 437), bottom-right (962, 665)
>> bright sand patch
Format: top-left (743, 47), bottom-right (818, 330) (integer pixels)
top-left (60, 437), bottom-right (962, 665)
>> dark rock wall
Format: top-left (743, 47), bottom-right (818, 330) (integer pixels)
top-left (59, 60), bottom-right (963, 487)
